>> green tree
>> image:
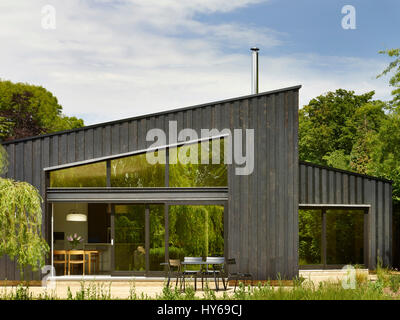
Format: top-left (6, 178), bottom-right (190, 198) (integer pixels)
top-left (378, 48), bottom-right (400, 107)
top-left (0, 144), bottom-right (49, 278)
top-left (366, 113), bottom-right (400, 201)
top-left (0, 80), bottom-right (84, 141)
top-left (299, 89), bottom-right (387, 172)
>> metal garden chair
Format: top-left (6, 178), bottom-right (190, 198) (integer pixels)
top-left (222, 258), bottom-right (253, 291)
top-left (182, 257), bottom-right (204, 291)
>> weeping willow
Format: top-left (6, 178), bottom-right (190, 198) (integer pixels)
top-left (0, 178), bottom-right (49, 275)
top-left (0, 145), bottom-right (7, 176)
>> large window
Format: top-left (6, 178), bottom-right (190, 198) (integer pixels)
top-left (326, 209), bottom-right (364, 265)
top-left (149, 205), bottom-right (165, 271)
top-left (299, 208), bottom-right (366, 268)
top-left (113, 204), bottom-right (165, 273)
top-left (110, 151), bottom-right (165, 187)
top-left (169, 139), bottom-right (227, 187)
top-left (114, 204), bottom-right (146, 272)
top-left (49, 139), bottom-right (227, 188)
top-left (168, 205), bottom-right (224, 260)
top-left (50, 162), bottom-right (107, 187)
top-left (299, 210), bottom-right (322, 266)
top-left (52, 202), bottom-right (224, 275)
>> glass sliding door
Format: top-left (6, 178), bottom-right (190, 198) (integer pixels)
top-left (299, 208), bottom-right (367, 268)
top-left (114, 204), bottom-right (146, 273)
top-left (149, 204), bottom-right (165, 272)
top-left (111, 203), bottom-right (225, 275)
top-left (299, 209), bottom-right (322, 266)
top-left (168, 205), bottom-right (225, 259)
top-left (326, 209), bottom-right (364, 265)
top-left (112, 204), bottom-right (166, 275)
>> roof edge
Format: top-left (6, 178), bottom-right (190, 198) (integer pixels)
top-left (2, 85), bottom-right (302, 145)
top-left (300, 160), bottom-right (393, 184)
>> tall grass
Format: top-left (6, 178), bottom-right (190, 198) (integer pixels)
top-left (0, 274), bottom-right (399, 300)
top-left (232, 280), bottom-right (393, 300)
top-left (66, 281), bottom-right (112, 300)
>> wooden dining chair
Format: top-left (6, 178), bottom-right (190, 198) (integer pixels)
top-left (164, 259), bottom-right (183, 289)
top-left (53, 250), bottom-right (68, 276)
top-left (68, 250), bottom-right (86, 276)
top-left (87, 250), bottom-right (100, 274)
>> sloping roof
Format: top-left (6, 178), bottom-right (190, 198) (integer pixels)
top-left (1, 85), bottom-right (302, 145)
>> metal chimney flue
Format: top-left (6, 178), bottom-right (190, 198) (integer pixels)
top-left (251, 47), bottom-right (259, 94)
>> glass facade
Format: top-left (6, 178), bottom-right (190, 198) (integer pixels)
top-left (50, 162), bottom-right (107, 187)
top-left (114, 204), bottom-right (146, 272)
top-left (168, 205), bottom-right (224, 260)
top-left (149, 205), bottom-right (165, 271)
top-left (299, 210), bottom-right (322, 266)
top-left (169, 139), bottom-right (228, 187)
top-left (299, 209), bottom-right (365, 267)
top-left (49, 139), bottom-right (227, 275)
top-left (49, 139), bottom-right (227, 188)
top-left (110, 151), bottom-right (165, 187)
top-left (113, 204), bottom-right (223, 273)
top-left (326, 209), bottom-right (364, 265)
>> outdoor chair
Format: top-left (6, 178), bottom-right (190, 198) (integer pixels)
top-left (182, 257), bottom-right (204, 291)
top-left (222, 258), bottom-right (253, 292)
top-left (53, 250), bottom-right (68, 276)
top-left (204, 257), bottom-right (225, 291)
top-left (68, 250), bottom-right (86, 276)
top-left (162, 259), bottom-right (183, 289)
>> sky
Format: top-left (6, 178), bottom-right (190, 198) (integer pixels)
top-left (0, 0), bottom-right (398, 125)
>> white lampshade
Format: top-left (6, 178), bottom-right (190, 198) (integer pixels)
top-left (66, 213), bottom-right (87, 222)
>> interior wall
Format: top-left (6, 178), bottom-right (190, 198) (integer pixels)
top-left (53, 202), bottom-right (88, 250)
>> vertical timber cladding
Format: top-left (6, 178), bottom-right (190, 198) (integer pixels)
top-left (0, 85), bottom-right (301, 280)
top-left (299, 161), bottom-right (393, 269)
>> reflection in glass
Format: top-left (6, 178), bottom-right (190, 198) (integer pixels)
top-left (110, 151), bottom-right (165, 187)
top-left (299, 210), bottom-right (322, 266)
top-left (326, 210), bottom-right (364, 265)
top-left (149, 205), bottom-right (165, 271)
top-left (169, 139), bottom-right (228, 187)
top-left (114, 204), bottom-right (146, 272)
top-left (50, 162), bottom-right (107, 187)
top-left (168, 205), bottom-right (224, 261)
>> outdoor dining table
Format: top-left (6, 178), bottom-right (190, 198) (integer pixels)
top-left (180, 260), bottom-right (226, 291)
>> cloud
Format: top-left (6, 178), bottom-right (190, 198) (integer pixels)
top-left (0, 0), bottom-right (393, 125)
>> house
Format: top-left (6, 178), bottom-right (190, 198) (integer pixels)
top-left (0, 85), bottom-right (392, 280)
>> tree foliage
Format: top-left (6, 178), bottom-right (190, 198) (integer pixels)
top-left (299, 89), bottom-right (387, 172)
top-left (378, 48), bottom-right (400, 107)
top-left (0, 144), bottom-right (49, 275)
top-left (366, 113), bottom-right (400, 201)
top-left (0, 144), bottom-right (7, 176)
top-left (0, 80), bottom-right (84, 141)
top-left (0, 177), bottom-right (49, 274)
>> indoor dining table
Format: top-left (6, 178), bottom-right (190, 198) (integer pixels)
top-left (54, 249), bottom-right (100, 275)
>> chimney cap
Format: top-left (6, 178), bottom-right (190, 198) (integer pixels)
top-left (250, 47), bottom-right (259, 51)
